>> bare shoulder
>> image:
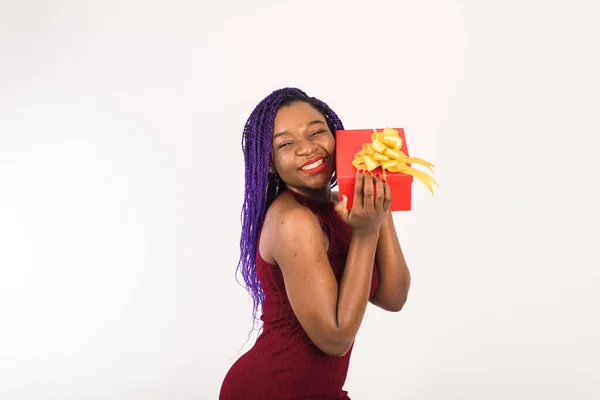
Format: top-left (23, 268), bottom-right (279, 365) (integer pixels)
top-left (257, 192), bottom-right (346, 356)
top-left (259, 192), bottom-right (322, 265)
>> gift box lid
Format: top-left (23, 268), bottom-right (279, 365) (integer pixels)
top-left (335, 128), bottom-right (414, 186)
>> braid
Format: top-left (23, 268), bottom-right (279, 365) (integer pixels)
top-left (236, 88), bottom-right (344, 329)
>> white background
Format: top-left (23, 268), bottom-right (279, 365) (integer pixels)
top-left (1, 0), bottom-right (599, 399)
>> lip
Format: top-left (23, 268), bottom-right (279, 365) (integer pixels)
top-left (300, 158), bottom-right (327, 175)
top-left (300, 156), bottom-right (326, 169)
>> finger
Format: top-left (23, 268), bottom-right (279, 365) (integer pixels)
top-left (374, 173), bottom-right (384, 211)
top-left (363, 171), bottom-right (374, 211)
top-left (382, 178), bottom-right (392, 212)
top-left (353, 169), bottom-right (364, 210)
top-left (334, 194), bottom-right (350, 221)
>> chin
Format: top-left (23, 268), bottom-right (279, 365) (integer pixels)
top-left (305, 174), bottom-right (334, 189)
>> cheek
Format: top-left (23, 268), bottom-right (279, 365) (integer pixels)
top-left (323, 135), bottom-right (336, 154)
top-left (273, 152), bottom-right (293, 172)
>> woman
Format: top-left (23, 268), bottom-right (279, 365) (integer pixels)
top-left (219, 88), bottom-right (411, 399)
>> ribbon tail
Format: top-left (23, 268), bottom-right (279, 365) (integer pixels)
top-left (402, 167), bottom-right (439, 195)
top-left (406, 157), bottom-right (435, 174)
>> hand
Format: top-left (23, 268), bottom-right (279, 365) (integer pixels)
top-left (335, 170), bottom-right (391, 235)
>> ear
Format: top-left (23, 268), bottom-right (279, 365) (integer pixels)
top-left (269, 165), bottom-right (277, 175)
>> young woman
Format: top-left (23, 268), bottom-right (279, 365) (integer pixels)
top-left (219, 88), bottom-right (411, 399)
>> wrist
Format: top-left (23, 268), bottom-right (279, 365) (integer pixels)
top-left (380, 212), bottom-right (394, 230)
top-left (351, 228), bottom-right (380, 240)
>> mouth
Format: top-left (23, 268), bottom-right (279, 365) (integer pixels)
top-left (299, 156), bottom-right (328, 175)
top-left (300, 156), bottom-right (326, 170)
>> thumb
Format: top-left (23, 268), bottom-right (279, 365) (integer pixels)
top-left (334, 194), bottom-right (349, 220)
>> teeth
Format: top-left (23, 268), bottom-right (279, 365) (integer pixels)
top-left (302, 159), bottom-right (324, 170)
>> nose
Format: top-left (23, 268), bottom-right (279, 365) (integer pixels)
top-left (296, 137), bottom-right (318, 156)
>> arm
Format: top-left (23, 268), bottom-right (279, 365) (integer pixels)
top-left (370, 212), bottom-right (411, 312)
top-left (271, 205), bottom-right (379, 357)
top-left (269, 171), bottom-right (389, 357)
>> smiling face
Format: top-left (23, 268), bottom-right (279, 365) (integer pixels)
top-left (271, 101), bottom-right (336, 199)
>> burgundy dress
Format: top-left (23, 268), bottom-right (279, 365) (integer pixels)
top-left (220, 190), bottom-right (379, 399)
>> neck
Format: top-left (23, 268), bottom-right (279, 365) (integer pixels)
top-left (287, 186), bottom-right (332, 203)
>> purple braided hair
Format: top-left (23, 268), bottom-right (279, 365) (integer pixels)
top-left (237, 87), bottom-right (345, 327)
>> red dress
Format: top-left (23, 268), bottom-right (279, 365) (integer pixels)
top-left (219, 190), bottom-right (379, 400)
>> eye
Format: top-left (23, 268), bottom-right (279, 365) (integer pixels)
top-left (311, 130), bottom-right (326, 137)
top-left (278, 141), bottom-right (292, 149)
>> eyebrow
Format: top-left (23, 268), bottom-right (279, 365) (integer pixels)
top-left (272, 120), bottom-right (327, 141)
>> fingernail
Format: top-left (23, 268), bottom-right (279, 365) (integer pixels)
top-left (375, 173), bottom-right (381, 179)
top-left (357, 169), bottom-right (363, 174)
top-left (383, 179), bottom-right (387, 184)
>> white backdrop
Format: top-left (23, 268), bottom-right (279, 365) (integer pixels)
top-left (1, 0), bottom-right (599, 399)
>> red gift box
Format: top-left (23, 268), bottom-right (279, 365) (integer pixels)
top-left (335, 128), bottom-right (413, 211)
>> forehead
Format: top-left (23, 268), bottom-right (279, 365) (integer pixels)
top-left (273, 101), bottom-right (325, 133)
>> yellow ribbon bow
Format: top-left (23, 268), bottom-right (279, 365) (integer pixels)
top-left (351, 128), bottom-right (439, 195)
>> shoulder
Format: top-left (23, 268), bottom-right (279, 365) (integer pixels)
top-left (259, 192), bottom-right (322, 264)
top-left (270, 192), bottom-right (321, 229)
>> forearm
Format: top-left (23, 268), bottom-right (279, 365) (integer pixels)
top-left (373, 212), bottom-right (411, 311)
top-left (334, 230), bottom-right (379, 349)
